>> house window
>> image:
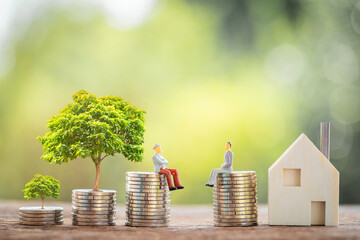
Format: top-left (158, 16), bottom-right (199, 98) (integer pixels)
top-left (283, 168), bottom-right (301, 186)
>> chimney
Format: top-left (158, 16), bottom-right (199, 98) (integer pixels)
top-left (320, 122), bottom-right (330, 161)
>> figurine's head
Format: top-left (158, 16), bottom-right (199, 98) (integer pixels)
top-left (225, 142), bottom-right (231, 150)
top-left (153, 144), bottom-right (162, 153)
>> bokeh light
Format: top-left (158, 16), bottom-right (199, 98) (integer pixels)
top-left (0, 0), bottom-right (359, 204)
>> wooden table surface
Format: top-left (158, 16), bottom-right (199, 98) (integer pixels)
top-left (0, 201), bottom-right (359, 239)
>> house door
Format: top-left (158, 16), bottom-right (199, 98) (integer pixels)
top-left (311, 201), bottom-right (325, 225)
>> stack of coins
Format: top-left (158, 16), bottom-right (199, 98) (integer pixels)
top-left (126, 172), bottom-right (170, 227)
top-left (72, 189), bottom-right (116, 226)
top-left (19, 206), bottom-right (63, 225)
top-left (213, 171), bottom-right (258, 227)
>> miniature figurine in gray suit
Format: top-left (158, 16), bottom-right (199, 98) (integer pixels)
top-left (206, 142), bottom-right (233, 187)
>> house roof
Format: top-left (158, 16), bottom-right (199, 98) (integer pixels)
top-left (269, 133), bottom-right (338, 173)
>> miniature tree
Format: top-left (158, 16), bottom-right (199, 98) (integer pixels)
top-left (38, 90), bottom-right (146, 191)
top-left (23, 174), bottom-right (60, 209)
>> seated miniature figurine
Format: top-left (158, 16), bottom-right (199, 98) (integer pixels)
top-left (206, 142), bottom-right (233, 187)
top-left (152, 144), bottom-right (184, 191)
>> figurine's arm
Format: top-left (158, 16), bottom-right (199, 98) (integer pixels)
top-left (153, 154), bottom-right (168, 166)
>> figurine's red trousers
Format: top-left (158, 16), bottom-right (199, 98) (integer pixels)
top-left (159, 167), bottom-right (183, 188)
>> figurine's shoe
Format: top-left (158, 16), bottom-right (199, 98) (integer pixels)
top-left (176, 186), bottom-right (184, 190)
top-left (169, 187), bottom-right (177, 191)
top-left (205, 184), bottom-right (214, 187)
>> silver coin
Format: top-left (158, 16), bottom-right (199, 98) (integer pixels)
top-left (213, 196), bottom-right (257, 204)
top-left (213, 195), bottom-right (257, 201)
top-left (125, 220), bottom-right (169, 225)
top-left (126, 215), bottom-right (170, 220)
top-left (216, 179), bottom-right (257, 185)
top-left (214, 222), bottom-right (257, 227)
top-left (218, 171), bottom-right (256, 176)
top-left (125, 181), bottom-right (168, 187)
top-left (19, 212), bottom-right (63, 217)
top-left (213, 213), bottom-right (258, 218)
top-left (126, 185), bottom-right (169, 190)
top-left (72, 209), bottom-right (116, 215)
top-left (213, 205), bottom-right (258, 210)
top-left (126, 195), bottom-right (170, 201)
top-left (72, 221), bottom-right (116, 226)
top-left (20, 221), bottom-right (63, 226)
top-left (72, 195), bottom-right (116, 200)
top-left (73, 203), bottom-right (116, 208)
top-left (126, 211), bottom-right (170, 216)
top-left (19, 206), bottom-right (63, 213)
top-left (126, 207), bottom-right (170, 212)
top-left (126, 203), bottom-right (170, 209)
top-left (213, 191), bottom-right (256, 196)
top-left (126, 192), bottom-right (170, 197)
top-left (214, 184), bottom-right (257, 188)
top-left (73, 189), bottom-right (116, 195)
top-left (72, 198), bottom-right (116, 204)
top-left (214, 218), bottom-right (257, 223)
top-left (19, 215), bottom-right (63, 222)
top-left (126, 217), bottom-right (169, 222)
top-left (72, 206), bottom-right (115, 211)
top-left (126, 172), bottom-right (166, 177)
top-left (213, 204), bottom-right (257, 210)
top-left (214, 209), bottom-right (258, 215)
top-left (216, 176), bottom-right (257, 181)
top-left (214, 218), bottom-right (258, 223)
top-left (214, 217), bottom-right (258, 223)
top-left (72, 213), bottom-right (116, 218)
top-left (126, 177), bottom-right (166, 183)
top-left (125, 221), bottom-right (168, 227)
top-left (213, 187), bottom-right (257, 192)
top-left (126, 208), bottom-right (170, 214)
top-left (72, 194), bottom-right (116, 199)
top-left (213, 209), bottom-right (258, 215)
top-left (127, 199), bottom-right (170, 204)
top-left (125, 188), bottom-right (169, 193)
top-left (72, 216), bottom-right (116, 223)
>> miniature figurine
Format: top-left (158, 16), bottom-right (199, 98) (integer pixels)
top-left (206, 142), bottom-right (233, 187)
top-left (152, 144), bottom-right (184, 191)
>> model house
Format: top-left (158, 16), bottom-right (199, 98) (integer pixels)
top-left (268, 133), bottom-right (339, 226)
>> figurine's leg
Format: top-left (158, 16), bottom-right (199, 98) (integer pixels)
top-left (167, 168), bottom-right (184, 188)
top-left (207, 168), bottom-right (223, 185)
top-left (207, 169), bottom-right (216, 184)
top-left (159, 168), bottom-right (176, 188)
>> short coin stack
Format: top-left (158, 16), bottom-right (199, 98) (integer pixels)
top-left (19, 206), bottom-right (63, 225)
top-left (126, 172), bottom-right (170, 227)
top-left (72, 189), bottom-right (116, 226)
top-left (213, 171), bottom-right (258, 227)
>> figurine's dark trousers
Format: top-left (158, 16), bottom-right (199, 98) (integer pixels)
top-left (159, 167), bottom-right (183, 188)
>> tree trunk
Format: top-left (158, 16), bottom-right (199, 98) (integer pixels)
top-left (93, 160), bottom-right (101, 191)
top-left (41, 197), bottom-right (44, 209)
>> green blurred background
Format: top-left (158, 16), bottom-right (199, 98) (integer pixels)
top-left (0, 0), bottom-right (359, 204)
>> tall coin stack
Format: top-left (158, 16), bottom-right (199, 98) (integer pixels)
top-left (213, 171), bottom-right (258, 227)
top-left (126, 172), bottom-right (170, 227)
top-left (19, 206), bottom-right (63, 225)
top-left (72, 189), bottom-right (117, 226)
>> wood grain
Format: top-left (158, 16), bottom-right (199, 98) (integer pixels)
top-left (0, 201), bottom-right (359, 239)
